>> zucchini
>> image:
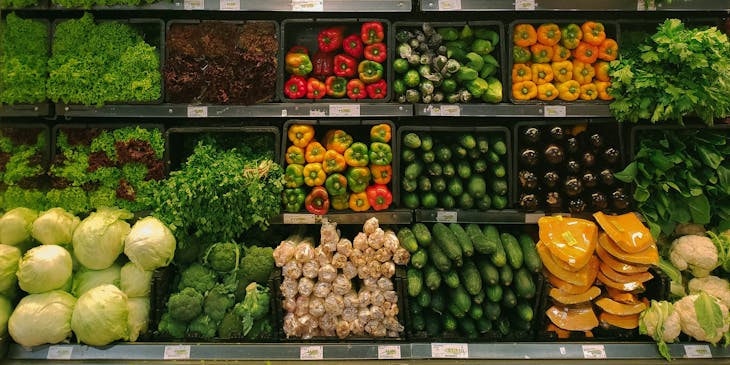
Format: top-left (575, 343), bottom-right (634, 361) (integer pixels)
top-left (476, 317), bottom-right (492, 334)
top-left (430, 289), bottom-right (446, 313)
top-left (486, 285), bottom-right (503, 303)
top-left (407, 268), bottom-right (423, 297)
top-left (411, 223), bottom-right (432, 247)
top-left (411, 312), bottom-right (426, 332)
top-left (513, 267), bottom-right (536, 299)
top-left (496, 317), bottom-right (511, 336)
top-left (501, 287), bottom-right (517, 308)
top-left (411, 249), bottom-right (428, 269)
top-left (428, 243), bottom-right (452, 272)
top-left (499, 264), bottom-right (513, 287)
top-left (516, 301), bottom-right (534, 322)
top-left (460, 260), bottom-right (482, 296)
top-left (449, 223), bottom-right (474, 257)
top-left (472, 289), bottom-right (486, 305)
top-left (483, 301), bottom-right (501, 321)
top-left (467, 223), bottom-right (495, 254)
top-left (397, 227), bottom-right (419, 253)
top-left (479, 260), bottom-right (499, 286)
top-left (483, 225), bottom-right (507, 267)
top-left (500, 232), bottom-right (524, 269)
top-left (424, 265), bottom-right (442, 291)
top-left (433, 223), bottom-right (463, 266)
top-left (519, 233), bottom-right (542, 273)
top-left (459, 317), bottom-right (478, 339)
top-left (417, 288), bottom-right (432, 308)
top-left (451, 286), bottom-right (472, 313)
top-left (442, 270), bottom-right (461, 289)
top-left (443, 313), bottom-right (458, 331)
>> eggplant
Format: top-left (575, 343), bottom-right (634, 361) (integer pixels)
top-left (581, 171), bottom-right (598, 189)
top-left (581, 152), bottom-right (596, 168)
top-left (520, 148), bottom-right (539, 167)
top-left (565, 159), bottom-right (581, 175)
top-left (563, 176), bottom-right (583, 197)
top-left (590, 133), bottom-right (603, 149)
top-left (519, 170), bottom-right (539, 191)
top-left (566, 137), bottom-right (579, 155)
top-left (543, 171), bottom-right (560, 189)
top-left (544, 144), bottom-right (564, 165)
top-left (600, 169), bottom-right (615, 186)
top-left (568, 197), bottom-right (587, 214)
top-left (603, 147), bottom-right (620, 165)
top-left (523, 127), bottom-right (541, 145)
top-left (611, 188), bottom-right (631, 210)
top-left (590, 192), bottom-right (608, 210)
top-left (545, 191), bottom-right (563, 212)
top-left (549, 126), bottom-right (564, 141)
top-left (519, 193), bottom-right (539, 211)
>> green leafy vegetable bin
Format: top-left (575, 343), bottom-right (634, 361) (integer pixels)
top-left (0, 13), bottom-right (48, 105)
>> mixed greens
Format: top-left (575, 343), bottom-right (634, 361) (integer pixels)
top-left (0, 13), bottom-right (48, 105)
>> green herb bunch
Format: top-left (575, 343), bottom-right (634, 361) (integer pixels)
top-left (0, 13), bottom-right (48, 104)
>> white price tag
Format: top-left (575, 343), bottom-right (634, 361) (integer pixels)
top-left (309, 108), bottom-right (327, 117)
top-left (428, 105), bottom-right (441, 116)
top-left (515, 0), bottom-right (536, 10)
top-left (281, 109), bottom-right (288, 117)
top-left (637, 0), bottom-right (656, 10)
top-left (47, 346), bottom-right (73, 360)
top-left (440, 104), bottom-right (461, 116)
top-left (283, 213), bottom-right (317, 224)
top-left (378, 345), bottom-right (402, 359)
top-left (544, 105), bottom-right (566, 118)
top-left (431, 343), bottom-right (469, 359)
top-left (437, 0), bottom-right (461, 10)
top-left (183, 0), bottom-right (204, 9)
top-left (300, 346), bottom-right (323, 360)
top-left (329, 104), bottom-right (360, 117)
top-left (187, 105), bottom-right (208, 118)
top-left (559, 347), bottom-right (567, 355)
top-left (524, 213), bottom-right (545, 224)
top-left (436, 211), bottom-right (458, 223)
top-left (582, 345), bottom-right (607, 359)
top-left (164, 345), bottom-right (191, 360)
top-left (292, 0), bottom-right (324, 11)
top-left (685, 345), bottom-right (712, 358)
top-left (219, 0), bottom-right (238, 9)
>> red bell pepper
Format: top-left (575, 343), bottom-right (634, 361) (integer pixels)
top-left (347, 79), bottom-right (367, 99)
top-left (343, 34), bottom-right (364, 59)
top-left (318, 26), bottom-right (346, 52)
top-left (325, 76), bottom-right (347, 98)
top-left (361, 22), bottom-right (385, 45)
top-left (305, 186), bottom-right (329, 215)
top-left (284, 75), bottom-right (307, 99)
top-left (366, 184), bottom-right (392, 211)
top-left (307, 77), bottom-right (326, 99)
top-left (334, 54), bottom-right (357, 78)
top-left (365, 79), bottom-right (387, 99)
top-left (364, 42), bottom-right (387, 63)
top-left (312, 51), bottom-right (335, 78)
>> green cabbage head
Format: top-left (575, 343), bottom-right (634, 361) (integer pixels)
top-left (71, 263), bottom-right (121, 297)
top-left (31, 207), bottom-right (79, 246)
top-left (124, 216), bottom-right (176, 271)
top-left (0, 244), bottom-right (21, 293)
top-left (120, 262), bottom-right (152, 298)
top-left (16, 245), bottom-right (73, 294)
top-left (9, 290), bottom-right (76, 348)
top-left (0, 208), bottom-right (37, 247)
top-left (72, 207), bottom-right (132, 270)
top-left (71, 284), bottom-right (129, 346)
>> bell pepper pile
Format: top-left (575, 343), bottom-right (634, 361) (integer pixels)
top-left (511, 21), bottom-right (617, 102)
top-left (282, 123), bottom-right (394, 215)
top-left (283, 22), bottom-right (388, 100)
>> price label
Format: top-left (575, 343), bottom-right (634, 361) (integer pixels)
top-left (183, 0), bottom-right (204, 9)
top-left (544, 105), bottom-right (566, 118)
top-left (164, 345), bottom-right (191, 360)
top-left (187, 106), bottom-right (208, 118)
top-left (219, 0), bottom-right (238, 9)
top-left (47, 346), bottom-right (73, 360)
top-left (283, 213), bottom-right (317, 224)
top-left (582, 345), bottom-right (607, 359)
top-left (431, 343), bottom-right (469, 359)
top-left (281, 109), bottom-right (288, 117)
top-left (515, 0), bottom-right (536, 10)
top-left (292, 0), bottom-right (324, 11)
top-left (436, 211), bottom-right (458, 223)
top-left (685, 345), bottom-right (712, 358)
top-left (378, 345), bottom-right (401, 359)
top-left (437, 0), bottom-right (461, 10)
top-left (309, 108), bottom-right (327, 117)
top-left (637, 0), bottom-right (656, 10)
top-left (329, 104), bottom-right (360, 117)
top-left (300, 346), bottom-right (323, 360)
top-left (559, 347), bottom-right (567, 355)
top-left (440, 104), bottom-right (461, 116)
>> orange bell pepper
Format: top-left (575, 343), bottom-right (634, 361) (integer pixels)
top-left (530, 43), bottom-right (554, 63)
top-left (512, 81), bottom-right (538, 100)
top-left (572, 61), bottom-right (595, 85)
top-left (537, 23), bottom-right (561, 46)
top-left (557, 80), bottom-right (581, 101)
top-left (579, 83), bottom-right (598, 101)
top-left (552, 44), bottom-right (571, 62)
top-left (581, 21), bottom-right (606, 46)
top-left (594, 61), bottom-right (610, 82)
top-left (288, 124), bottom-right (315, 148)
top-left (537, 83), bottom-right (559, 101)
top-left (323, 129), bottom-right (353, 154)
top-left (323, 149), bottom-right (347, 174)
top-left (514, 24), bottom-right (537, 47)
top-left (370, 164), bottom-right (392, 184)
top-left (285, 145), bottom-right (306, 165)
top-left (512, 64), bottom-right (532, 83)
top-left (594, 81), bottom-right (613, 101)
top-left (573, 42), bottom-right (599, 64)
top-left (551, 61), bottom-right (573, 83)
top-left (349, 191), bottom-right (370, 212)
top-left (531, 63), bottom-right (554, 85)
top-left (305, 141), bottom-right (326, 163)
top-left (598, 38), bottom-right (618, 61)
top-left (303, 162), bottom-right (327, 186)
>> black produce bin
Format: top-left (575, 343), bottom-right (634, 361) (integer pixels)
top-left (395, 125), bottom-right (512, 210)
top-left (512, 119), bottom-right (629, 216)
top-left (278, 19), bottom-right (392, 103)
top-left (392, 21), bottom-right (506, 104)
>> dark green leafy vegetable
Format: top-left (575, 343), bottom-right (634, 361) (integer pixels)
top-left (0, 13), bottom-right (48, 104)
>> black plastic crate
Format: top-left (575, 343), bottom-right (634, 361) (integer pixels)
top-left (395, 125), bottom-right (512, 210)
top-left (512, 119), bottom-right (629, 215)
top-left (392, 21), bottom-right (506, 104)
top-left (278, 19), bottom-right (392, 103)
top-left (507, 20), bottom-right (619, 105)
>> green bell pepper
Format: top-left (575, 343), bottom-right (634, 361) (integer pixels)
top-left (285, 164), bottom-right (305, 188)
top-left (330, 193), bottom-right (350, 210)
top-left (464, 52), bottom-right (484, 72)
top-left (442, 79), bottom-right (458, 94)
top-left (437, 27), bottom-right (459, 41)
top-left (369, 142), bottom-right (393, 166)
top-left (456, 66), bottom-right (478, 82)
top-left (346, 167), bottom-right (371, 193)
top-left (513, 46), bottom-right (531, 64)
top-left (460, 25), bottom-right (474, 41)
top-left (474, 28), bottom-right (499, 46)
top-left (358, 60), bottom-right (384, 84)
top-left (465, 77), bottom-right (489, 98)
top-left (283, 188), bottom-right (306, 212)
top-left (344, 142), bottom-right (370, 167)
top-left (325, 173), bottom-right (348, 196)
top-left (471, 39), bottom-right (494, 56)
top-left (482, 77), bottom-right (502, 104)
top-left (480, 63), bottom-right (497, 79)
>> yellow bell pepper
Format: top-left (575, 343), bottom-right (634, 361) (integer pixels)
top-left (594, 81), bottom-right (613, 101)
top-left (579, 83), bottom-right (598, 101)
top-left (288, 124), bottom-right (315, 148)
top-left (552, 44), bottom-right (571, 62)
top-left (512, 64), bottom-right (532, 83)
top-left (572, 61), bottom-right (595, 85)
top-left (531, 63), bottom-right (554, 85)
top-left (303, 162), bottom-right (327, 187)
top-left (512, 81), bottom-right (538, 100)
top-left (349, 191), bottom-right (370, 212)
top-left (557, 81), bottom-right (581, 101)
top-left (551, 61), bottom-right (573, 83)
top-left (594, 61), bottom-right (610, 82)
top-left (305, 141), bottom-right (326, 163)
top-left (537, 83), bottom-right (559, 101)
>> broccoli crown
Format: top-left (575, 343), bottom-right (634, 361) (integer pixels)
top-left (239, 246), bottom-right (275, 284)
top-left (217, 310), bottom-right (243, 339)
top-left (246, 318), bottom-right (273, 340)
top-left (158, 312), bottom-right (188, 339)
top-left (178, 263), bottom-right (217, 294)
top-left (187, 314), bottom-right (217, 340)
top-left (204, 284), bottom-right (236, 322)
top-left (204, 242), bottom-right (241, 273)
top-left (234, 282), bottom-right (271, 336)
top-left (167, 287), bottom-right (204, 322)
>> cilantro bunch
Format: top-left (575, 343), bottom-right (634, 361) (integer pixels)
top-left (609, 19), bottom-right (730, 125)
top-left (0, 13), bottom-right (48, 105)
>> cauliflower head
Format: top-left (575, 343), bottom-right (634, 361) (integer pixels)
top-left (178, 263), bottom-right (217, 294)
top-left (670, 235), bottom-right (718, 278)
top-left (688, 275), bottom-right (730, 309)
top-left (639, 300), bottom-right (681, 360)
top-left (167, 287), bottom-right (204, 322)
top-left (674, 292), bottom-right (730, 345)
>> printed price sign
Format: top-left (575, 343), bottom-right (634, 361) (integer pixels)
top-left (219, 0), bottom-right (239, 9)
top-left (378, 345), bottom-right (401, 359)
top-left (283, 213), bottom-right (317, 224)
top-left (300, 346), bottom-right (323, 360)
top-left (164, 345), bottom-right (191, 360)
top-left (292, 0), bottom-right (324, 11)
top-left (436, 211), bottom-right (458, 223)
top-left (187, 106), bottom-right (208, 118)
top-left (544, 105), bottom-right (566, 117)
top-left (183, 0), bottom-right (204, 9)
top-left (309, 108), bottom-right (327, 117)
top-left (438, 0), bottom-right (461, 10)
top-left (47, 346), bottom-right (73, 360)
top-left (431, 343), bottom-right (469, 358)
top-left (329, 104), bottom-right (360, 117)
top-left (515, 0), bottom-right (536, 10)
top-left (685, 345), bottom-right (712, 358)
top-left (582, 345), bottom-right (607, 359)
top-left (440, 104), bottom-right (461, 116)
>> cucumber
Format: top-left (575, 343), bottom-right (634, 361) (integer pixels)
top-left (429, 243), bottom-right (452, 272)
top-left (459, 134), bottom-right (477, 149)
top-left (513, 267), bottom-right (536, 299)
top-left (411, 312), bottom-right (426, 332)
top-left (410, 301), bottom-right (423, 315)
top-left (492, 194), bottom-right (508, 210)
top-left (421, 192), bottom-right (438, 208)
top-left (449, 223), bottom-right (474, 257)
top-left (472, 289), bottom-right (486, 305)
top-left (443, 313), bottom-right (458, 331)
top-left (482, 225), bottom-right (507, 267)
top-left (433, 223), bottom-right (463, 266)
top-left (457, 161), bottom-right (472, 179)
top-left (440, 194), bottom-right (456, 209)
top-left (424, 265), bottom-right (442, 291)
top-left (411, 223), bottom-right (432, 247)
top-left (431, 289), bottom-right (446, 313)
top-left (500, 232), bottom-right (524, 269)
top-left (487, 150), bottom-right (500, 164)
top-left (442, 270), bottom-right (461, 289)
top-left (452, 144), bottom-right (468, 159)
top-left (421, 135), bottom-right (434, 151)
top-left (411, 249), bottom-right (428, 269)
top-left (426, 312), bottom-right (443, 336)
top-left (476, 135), bottom-right (489, 154)
top-left (476, 317), bottom-right (492, 334)
top-left (473, 159), bottom-right (488, 174)
top-left (427, 162), bottom-right (443, 177)
top-left (501, 287), bottom-right (517, 308)
top-left (448, 302), bottom-right (466, 318)
top-left (417, 288), bottom-right (431, 308)
top-left (460, 260), bottom-right (482, 296)
top-left (402, 192), bottom-right (420, 209)
top-left (459, 317), bottom-right (478, 339)
top-left (511, 317), bottom-right (532, 332)
top-left (467, 223), bottom-right (495, 254)
top-left (492, 179), bottom-right (508, 196)
top-left (476, 195), bottom-right (492, 210)
top-left (492, 163), bottom-right (506, 178)
top-left (499, 264), bottom-right (513, 287)
top-left (458, 193), bottom-right (474, 210)
top-left (422, 150), bottom-right (436, 164)
top-left (407, 268), bottom-right (423, 297)
top-left (436, 146), bottom-right (452, 162)
top-left (403, 133), bottom-right (422, 149)
top-left (468, 305), bottom-right (483, 320)
top-left (402, 177), bottom-right (418, 193)
top-left (451, 285), bottom-right (472, 313)
top-left (516, 301), bottom-right (534, 322)
top-left (397, 227), bottom-right (419, 253)
top-left (479, 260), bottom-right (499, 286)
top-left (418, 176), bottom-right (432, 192)
top-left (442, 162), bottom-right (456, 177)
top-left (467, 176), bottom-right (487, 198)
top-left (483, 301), bottom-right (501, 321)
top-left (486, 285), bottom-right (503, 303)
top-left (496, 317), bottom-right (511, 336)
top-left (404, 161), bottom-right (424, 180)
top-left (519, 233), bottom-right (542, 273)
top-left (492, 139), bottom-right (507, 156)
top-left (401, 148), bottom-right (417, 163)
top-left (432, 176), bottom-right (447, 193)
top-left (447, 177), bottom-right (464, 197)
top-left (467, 147), bottom-right (481, 160)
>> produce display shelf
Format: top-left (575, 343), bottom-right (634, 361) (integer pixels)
top-left (271, 209), bottom-right (413, 225)
top-left (55, 103), bottom-right (413, 118)
top-left (73, 0), bottom-right (412, 11)
top-left (414, 209), bottom-right (527, 224)
top-left (420, 0), bottom-right (730, 11)
top-left (414, 103), bottom-right (612, 118)
top-left (0, 103), bottom-right (51, 117)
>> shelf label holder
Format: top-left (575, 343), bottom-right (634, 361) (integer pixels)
top-left (187, 106), bottom-right (208, 118)
top-left (220, 0), bottom-right (239, 9)
top-left (685, 345), bottom-right (712, 358)
top-left (378, 345), bottom-right (402, 359)
top-left (438, 0), bottom-right (461, 10)
top-left (515, 0), bottom-right (536, 10)
top-left (431, 343), bottom-right (469, 358)
top-left (183, 0), bottom-right (204, 9)
top-left (329, 104), bottom-right (360, 117)
top-left (300, 345), bottom-right (324, 360)
top-left (436, 210), bottom-right (458, 223)
top-left (292, 0), bottom-right (324, 11)
top-left (164, 345), bottom-right (191, 360)
top-left (47, 346), bottom-right (73, 360)
top-left (582, 345), bottom-right (607, 359)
